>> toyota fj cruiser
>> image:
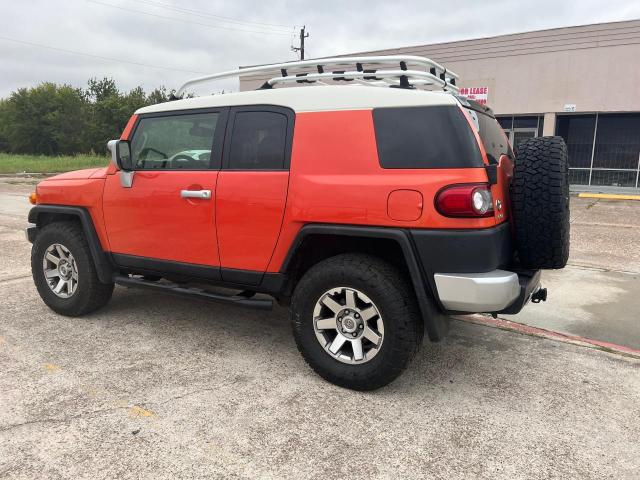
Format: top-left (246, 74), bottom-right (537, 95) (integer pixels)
top-left (26, 56), bottom-right (569, 390)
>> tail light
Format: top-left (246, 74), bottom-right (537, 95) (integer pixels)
top-left (435, 184), bottom-right (494, 217)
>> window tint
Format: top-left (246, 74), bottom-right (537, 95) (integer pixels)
top-left (131, 113), bottom-right (218, 170)
top-left (228, 111), bottom-right (288, 170)
top-left (373, 106), bottom-right (483, 169)
top-left (474, 111), bottom-right (512, 164)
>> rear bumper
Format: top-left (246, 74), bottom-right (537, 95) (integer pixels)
top-left (434, 269), bottom-right (541, 314)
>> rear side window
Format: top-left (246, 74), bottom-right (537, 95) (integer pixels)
top-left (228, 111), bottom-right (288, 170)
top-left (373, 106), bottom-right (483, 169)
top-left (473, 111), bottom-right (513, 164)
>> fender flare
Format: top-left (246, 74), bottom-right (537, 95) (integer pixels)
top-left (28, 205), bottom-right (114, 284)
top-left (280, 224), bottom-right (448, 341)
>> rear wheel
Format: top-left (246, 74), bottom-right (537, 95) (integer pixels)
top-left (31, 222), bottom-right (114, 316)
top-left (291, 254), bottom-right (423, 391)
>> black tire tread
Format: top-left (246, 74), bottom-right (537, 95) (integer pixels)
top-left (31, 221), bottom-right (114, 316)
top-left (511, 136), bottom-right (570, 269)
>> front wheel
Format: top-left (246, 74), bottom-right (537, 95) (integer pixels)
top-left (31, 221), bottom-right (114, 316)
top-left (291, 254), bottom-right (423, 391)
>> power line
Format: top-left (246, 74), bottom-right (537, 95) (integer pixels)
top-left (129, 0), bottom-right (293, 31)
top-left (87, 0), bottom-right (292, 36)
top-left (0, 35), bottom-right (207, 74)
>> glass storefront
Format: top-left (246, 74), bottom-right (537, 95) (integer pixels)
top-left (496, 112), bottom-right (640, 189)
top-left (556, 113), bottom-right (640, 188)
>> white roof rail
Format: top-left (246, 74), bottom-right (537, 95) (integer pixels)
top-left (175, 55), bottom-right (459, 97)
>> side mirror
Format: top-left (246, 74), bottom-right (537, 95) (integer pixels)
top-left (116, 141), bottom-right (132, 171)
top-left (107, 139), bottom-right (133, 171)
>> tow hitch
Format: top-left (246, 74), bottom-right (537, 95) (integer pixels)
top-left (531, 287), bottom-right (548, 303)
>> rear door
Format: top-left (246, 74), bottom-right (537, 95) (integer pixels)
top-left (215, 106), bottom-right (293, 285)
top-left (102, 108), bottom-right (227, 272)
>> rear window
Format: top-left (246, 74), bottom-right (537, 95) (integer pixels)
top-left (473, 111), bottom-right (513, 164)
top-left (373, 105), bottom-right (483, 169)
top-left (228, 111), bottom-right (288, 170)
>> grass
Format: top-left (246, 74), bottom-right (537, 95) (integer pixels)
top-left (0, 153), bottom-right (109, 174)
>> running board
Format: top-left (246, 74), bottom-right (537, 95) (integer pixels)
top-left (114, 275), bottom-right (273, 310)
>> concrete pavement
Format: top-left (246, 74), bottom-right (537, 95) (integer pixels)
top-left (1, 281), bottom-right (639, 479)
top-left (1, 177), bottom-right (640, 478)
top-left (501, 196), bottom-right (640, 349)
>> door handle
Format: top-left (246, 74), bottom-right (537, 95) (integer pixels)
top-left (180, 189), bottom-right (212, 199)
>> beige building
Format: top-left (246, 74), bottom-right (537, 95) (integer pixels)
top-left (240, 20), bottom-right (640, 191)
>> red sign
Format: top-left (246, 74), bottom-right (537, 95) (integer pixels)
top-left (458, 86), bottom-right (488, 105)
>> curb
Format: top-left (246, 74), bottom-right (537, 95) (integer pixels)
top-left (456, 314), bottom-right (640, 360)
top-left (577, 193), bottom-right (640, 201)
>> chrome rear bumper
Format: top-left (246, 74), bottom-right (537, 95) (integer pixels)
top-left (434, 269), bottom-right (538, 313)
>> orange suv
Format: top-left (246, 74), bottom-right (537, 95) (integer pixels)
top-left (26, 56), bottom-right (569, 390)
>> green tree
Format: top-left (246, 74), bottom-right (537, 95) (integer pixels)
top-left (0, 99), bottom-right (10, 152)
top-left (0, 83), bottom-right (87, 155)
top-left (0, 78), bottom-right (177, 155)
top-left (146, 86), bottom-right (178, 104)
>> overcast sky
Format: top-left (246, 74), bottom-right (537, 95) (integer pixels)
top-left (1, 0), bottom-right (639, 98)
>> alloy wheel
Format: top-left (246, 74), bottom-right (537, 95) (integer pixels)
top-left (313, 287), bottom-right (384, 364)
top-left (42, 243), bottom-right (79, 298)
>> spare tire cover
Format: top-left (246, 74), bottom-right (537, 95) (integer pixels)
top-left (510, 136), bottom-right (570, 269)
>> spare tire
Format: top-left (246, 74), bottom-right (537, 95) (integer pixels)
top-left (510, 136), bottom-right (570, 269)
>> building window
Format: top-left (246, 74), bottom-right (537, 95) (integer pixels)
top-left (556, 115), bottom-right (596, 185)
top-left (556, 113), bottom-right (640, 188)
top-left (495, 115), bottom-right (545, 150)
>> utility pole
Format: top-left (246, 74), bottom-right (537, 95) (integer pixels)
top-left (291, 25), bottom-right (309, 60)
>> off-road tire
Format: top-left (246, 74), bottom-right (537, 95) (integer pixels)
top-left (31, 221), bottom-right (114, 316)
top-left (291, 253), bottom-right (423, 391)
top-left (511, 136), bottom-right (570, 269)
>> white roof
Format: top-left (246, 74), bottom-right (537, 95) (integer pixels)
top-left (135, 85), bottom-right (458, 115)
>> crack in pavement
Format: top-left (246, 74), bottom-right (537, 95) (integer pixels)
top-left (0, 382), bottom-right (241, 434)
top-left (0, 405), bottom-right (130, 434)
top-left (139, 379), bottom-right (242, 409)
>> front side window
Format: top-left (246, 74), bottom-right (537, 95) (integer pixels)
top-left (131, 112), bottom-right (219, 169)
top-left (228, 111), bottom-right (288, 170)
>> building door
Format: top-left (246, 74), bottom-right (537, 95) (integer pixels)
top-left (511, 128), bottom-right (537, 149)
top-left (497, 116), bottom-right (543, 150)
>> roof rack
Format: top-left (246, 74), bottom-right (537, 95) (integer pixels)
top-left (175, 55), bottom-right (459, 97)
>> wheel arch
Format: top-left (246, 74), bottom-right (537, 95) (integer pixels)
top-left (280, 224), bottom-right (448, 341)
top-left (28, 205), bottom-right (114, 284)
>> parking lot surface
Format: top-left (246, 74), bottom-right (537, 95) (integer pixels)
top-left (1, 178), bottom-right (639, 479)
